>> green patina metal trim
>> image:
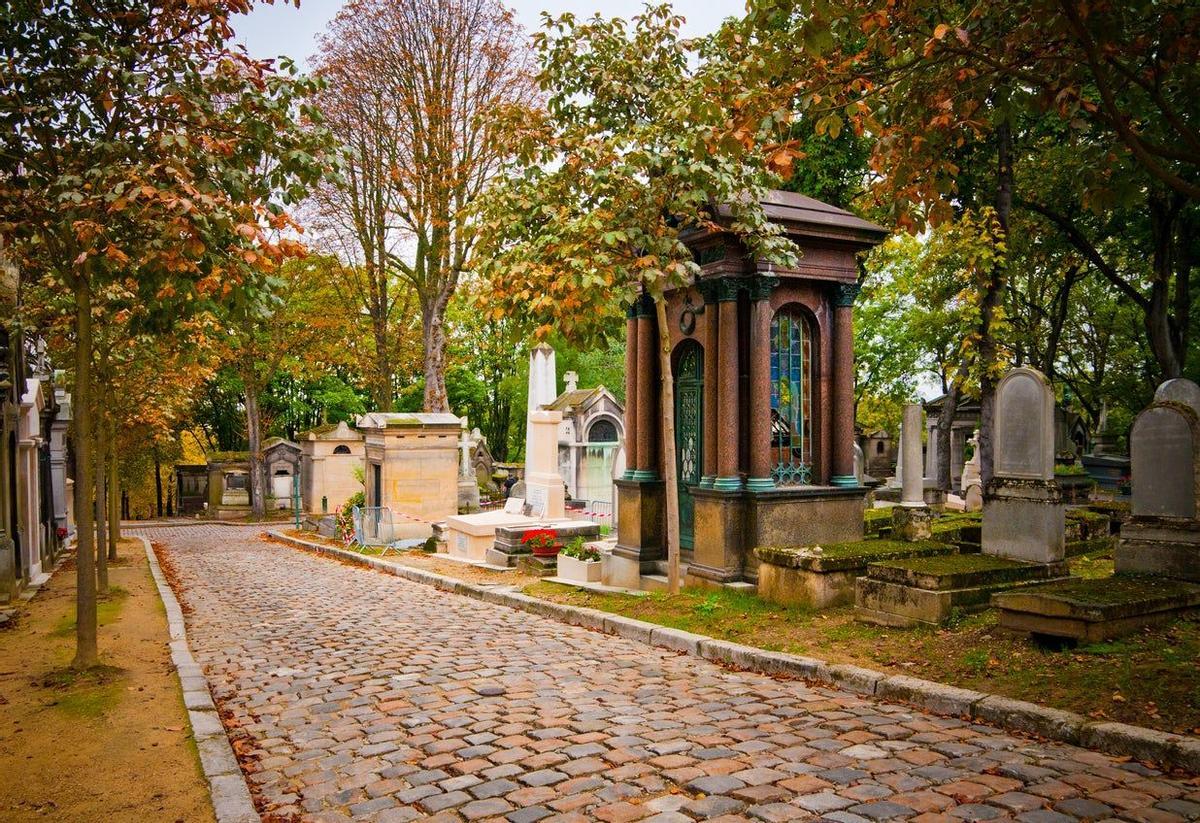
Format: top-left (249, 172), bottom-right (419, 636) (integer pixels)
top-left (746, 476), bottom-right (776, 492)
top-left (631, 469), bottom-right (659, 481)
top-left (716, 277), bottom-right (743, 302)
top-left (621, 469), bottom-right (636, 481)
top-left (699, 475), bottom-right (716, 489)
top-left (713, 475), bottom-right (744, 491)
top-left (832, 282), bottom-right (862, 307)
top-left (830, 474), bottom-right (859, 488)
top-left (747, 274), bottom-right (780, 302)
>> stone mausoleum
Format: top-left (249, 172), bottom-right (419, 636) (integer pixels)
top-left (614, 191), bottom-right (887, 588)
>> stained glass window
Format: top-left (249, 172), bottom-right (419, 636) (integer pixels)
top-left (770, 307), bottom-right (813, 485)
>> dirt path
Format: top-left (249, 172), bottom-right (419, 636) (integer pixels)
top-left (0, 538), bottom-right (214, 822)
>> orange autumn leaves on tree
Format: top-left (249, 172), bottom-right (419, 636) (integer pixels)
top-left (310, 0), bottom-right (538, 412)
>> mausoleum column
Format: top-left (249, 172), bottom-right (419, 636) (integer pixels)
top-left (623, 303), bottom-right (639, 479)
top-left (715, 279), bottom-right (742, 491)
top-left (699, 282), bottom-right (719, 488)
top-left (831, 283), bottom-right (860, 487)
top-left (747, 275), bottom-right (779, 491)
top-left (634, 294), bottom-right (658, 480)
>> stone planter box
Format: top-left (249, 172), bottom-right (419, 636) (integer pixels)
top-left (557, 554), bottom-right (603, 584)
top-left (1055, 473), bottom-right (1095, 504)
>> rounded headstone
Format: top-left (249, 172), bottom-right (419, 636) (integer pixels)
top-left (1154, 378), bottom-right (1200, 417)
top-left (994, 367), bottom-right (1055, 481)
top-left (1130, 404), bottom-right (1197, 520)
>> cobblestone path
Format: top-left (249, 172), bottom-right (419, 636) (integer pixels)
top-left (135, 525), bottom-right (1200, 823)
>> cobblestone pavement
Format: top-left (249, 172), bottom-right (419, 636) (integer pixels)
top-left (135, 525), bottom-right (1200, 823)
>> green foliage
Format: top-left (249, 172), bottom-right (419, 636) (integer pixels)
top-left (560, 537), bottom-right (601, 562)
top-left (693, 593), bottom-right (723, 618)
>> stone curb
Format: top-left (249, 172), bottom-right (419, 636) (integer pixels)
top-left (265, 530), bottom-right (1200, 775)
top-left (140, 536), bottom-right (260, 823)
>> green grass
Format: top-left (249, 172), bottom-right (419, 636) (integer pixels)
top-left (885, 554), bottom-right (1025, 575)
top-left (522, 575), bottom-right (1200, 733)
top-left (52, 586), bottom-right (129, 637)
top-left (763, 538), bottom-right (949, 560)
top-left (40, 664), bottom-right (126, 719)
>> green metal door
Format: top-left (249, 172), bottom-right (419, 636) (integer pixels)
top-left (674, 342), bottom-right (703, 551)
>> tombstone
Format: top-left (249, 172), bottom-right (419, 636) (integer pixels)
top-left (457, 418), bottom-right (481, 513)
top-left (1129, 402), bottom-right (1198, 521)
top-left (1154, 378), bottom-right (1200, 417)
top-left (892, 403), bottom-right (932, 540)
top-left (524, 409), bottom-right (565, 520)
top-left (1115, 386), bottom-right (1200, 581)
top-left (852, 442), bottom-right (865, 484)
top-left (982, 367), bottom-right (1065, 563)
top-left (960, 429), bottom-right (982, 512)
top-left (994, 368), bottom-right (1055, 481)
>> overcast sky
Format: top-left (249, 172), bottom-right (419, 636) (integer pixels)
top-left (233, 0), bottom-right (747, 68)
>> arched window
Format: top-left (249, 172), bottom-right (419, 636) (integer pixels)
top-left (333, 444), bottom-right (352, 455)
top-left (587, 419), bottom-right (619, 443)
top-left (770, 307), bottom-right (814, 485)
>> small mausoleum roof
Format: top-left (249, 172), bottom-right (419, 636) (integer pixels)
top-left (712, 190), bottom-right (888, 246)
top-left (357, 412), bottom-right (462, 430)
top-left (545, 387), bottom-right (603, 412)
top-left (298, 420), bottom-right (363, 442)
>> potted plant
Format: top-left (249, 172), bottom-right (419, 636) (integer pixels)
top-left (557, 537), bottom-right (603, 583)
top-left (521, 528), bottom-right (560, 558)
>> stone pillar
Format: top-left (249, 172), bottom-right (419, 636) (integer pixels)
top-left (900, 403), bottom-right (924, 505)
top-left (830, 283), bottom-right (859, 487)
top-left (700, 282), bottom-right (719, 487)
top-left (714, 279), bottom-right (742, 491)
top-left (633, 295), bottom-right (658, 480)
top-left (894, 402), bottom-right (932, 540)
top-left (747, 275), bottom-right (778, 491)
top-left (623, 304), bottom-right (638, 479)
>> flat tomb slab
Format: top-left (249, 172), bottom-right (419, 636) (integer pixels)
top-left (994, 575), bottom-right (1200, 641)
top-left (754, 539), bottom-right (955, 609)
top-left (855, 554), bottom-right (1070, 627)
top-left (755, 539), bottom-right (955, 573)
top-left (865, 554), bottom-right (1070, 590)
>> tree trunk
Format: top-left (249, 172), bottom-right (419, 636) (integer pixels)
top-left (107, 420), bottom-right (119, 560)
top-left (371, 312), bottom-right (393, 412)
top-left (653, 296), bottom-right (681, 595)
top-left (421, 296), bottom-right (450, 413)
top-left (936, 381), bottom-right (960, 492)
top-left (153, 446), bottom-right (163, 518)
top-left (245, 381), bottom-right (266, 518)
top-left (95, 435), bottom-right (109, 595)
top-left (1145, 193), bottom-right (1186, 380)
top-left (978, 119), bottom-right (1014, 486)
top-left (72, 279), bottom-right (98, 669)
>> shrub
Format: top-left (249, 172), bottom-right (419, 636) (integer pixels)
top-left (560, 536), bottom-right (601, 562)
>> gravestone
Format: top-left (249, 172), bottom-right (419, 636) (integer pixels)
top-left (1130, 404), bottom-right (1197, 520)
top-left (994, 368), bottom-right (1055, 481)
top-left (961, 430), bottom-right (982, 512)
top-left (892, 403), bottom-right (932, 540)
top-left (457, 418), bottom-right (481, 513)
top-left (982, 367), bottom-right (1065, 563)
top-left (524, 409), bottom-right (565, 520)
top-left (1115, 387), bottom-right (1200, 581)
top-left (1154, 378), bottom-right (1200, 416)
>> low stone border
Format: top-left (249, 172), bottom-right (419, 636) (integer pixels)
top-left (266, 530), bottom-right (1200, 775)
top-left (141, 536), bottom-right (260, 823)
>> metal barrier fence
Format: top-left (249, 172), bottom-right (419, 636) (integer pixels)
top-left (352, 506), bottom-right (396, 546)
